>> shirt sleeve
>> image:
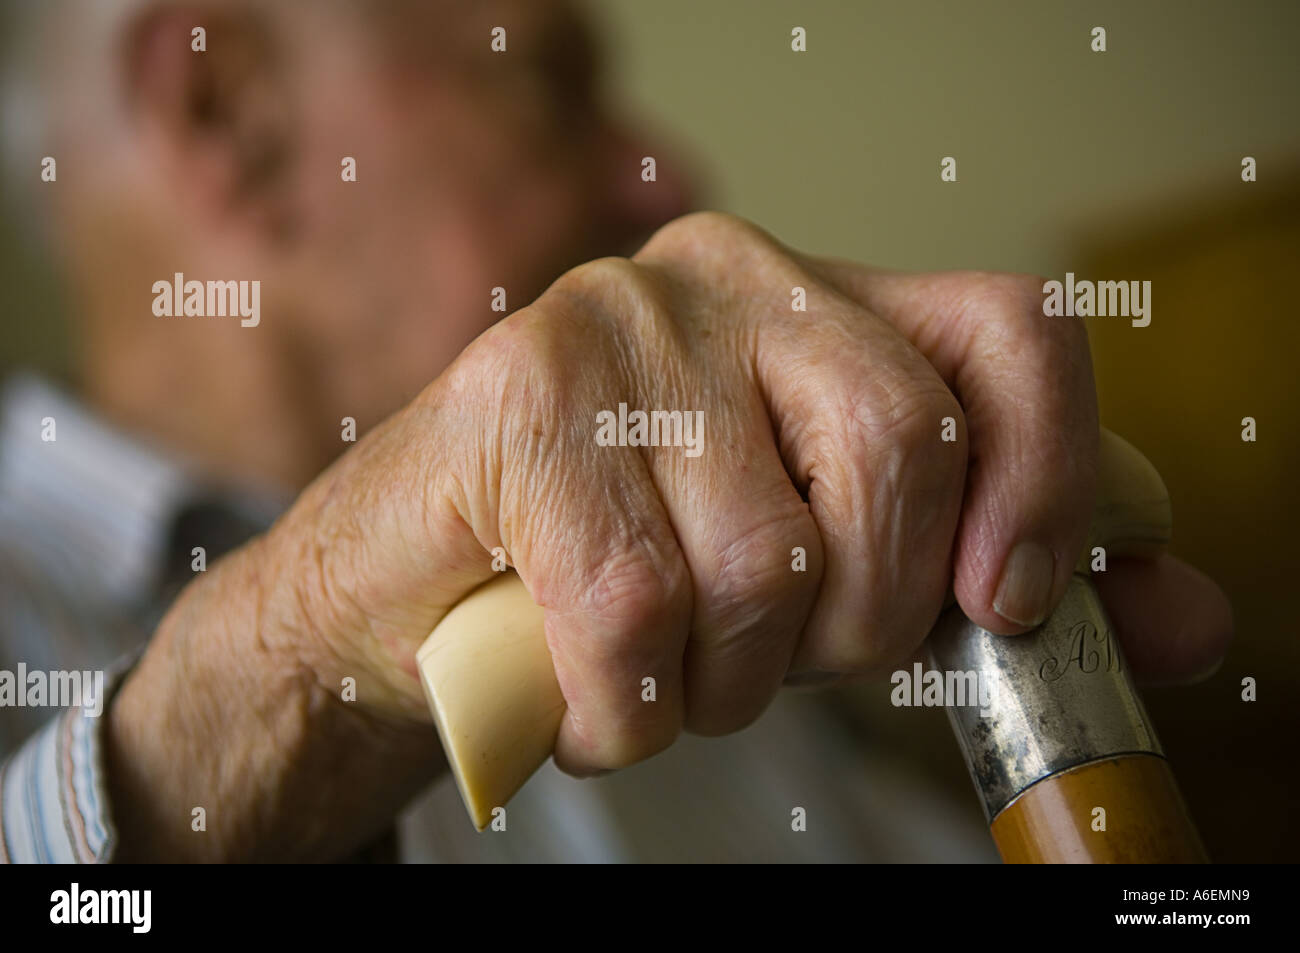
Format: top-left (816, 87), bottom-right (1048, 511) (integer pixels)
top-left (0, 661), bottom-right (134, 864)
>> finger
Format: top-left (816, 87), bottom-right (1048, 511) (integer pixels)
top-left (805, 263), bottom-right (1099, 636)
top-left (577, 249), bottom-right (823, 737)
top-left (1094, 554), bottom-right (1233, 685)
top-left (648, 383), bottom-right (823, 736)
top-left (757, 286), bottom-right (968, 678)
top-left (468, 304), bottom-right (693, 777)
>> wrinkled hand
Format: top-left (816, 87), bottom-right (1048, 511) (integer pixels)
top-left (273, 211), bottom-right (1232, 779)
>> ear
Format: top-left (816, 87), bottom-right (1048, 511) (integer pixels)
top-left (120, 3), bottom-right (295, 240)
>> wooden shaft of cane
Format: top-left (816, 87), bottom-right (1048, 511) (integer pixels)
top-left (971, 430), bottom-right (1204, 862)
top-left (416, 429), bottom-right (1204, 861)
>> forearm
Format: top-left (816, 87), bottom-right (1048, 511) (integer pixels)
top-left (105, 535), bottom-right (444, 862)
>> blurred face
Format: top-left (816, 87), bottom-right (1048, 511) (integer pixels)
top-left (268, 0), bottom-right (695, 429)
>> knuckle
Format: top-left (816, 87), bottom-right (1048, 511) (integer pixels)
top-left (548, 255), bottom-right (656, 311)
top-left (576, 544), bottom-right (690, 650)
top-left (846, 373), bottom-right (966, 461)
top-left (554, 544), bottom-right (690, 770)
top-left (705, 508), bottom-right (814, 629)
top-left (949, 271), bottom-right (1099, 453)
top-left (545, 256), bottom-right (672, 337)
top-left (955, 270), bottom-right (1045, 316)
top-left (684, 509), bottom-right (817, 737)
top-left (647, 209), bottom-right (752, 243)
top-left (636, 210), bottom-right (775, 267)
top-left (960, 270), bottom-right (1090, 356)
top-left (461, 303), bottom-right (569, 384)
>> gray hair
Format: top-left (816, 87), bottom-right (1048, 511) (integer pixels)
top-left (0, 0), bottom-right (142, 218)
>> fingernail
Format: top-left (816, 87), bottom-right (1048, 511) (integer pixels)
top-left (994, 541), bottom-right (1057, 627)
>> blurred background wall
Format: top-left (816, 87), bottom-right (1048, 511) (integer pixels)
top-left (596, 0), bottom-right (1299, 273)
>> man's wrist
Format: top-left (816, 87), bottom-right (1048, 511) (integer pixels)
top-left (105, 537), bottom-right (442, 862)
top-left (257, 477), bottom-right (442, 725)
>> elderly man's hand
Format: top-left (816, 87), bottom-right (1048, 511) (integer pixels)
top-left (272, 211), bottom-right (1231, 776)
top-left (108, 212), bottom-right (1230, 859)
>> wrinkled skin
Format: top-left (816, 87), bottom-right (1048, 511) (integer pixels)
top-left (262, 212), bottom-right (1230, 777)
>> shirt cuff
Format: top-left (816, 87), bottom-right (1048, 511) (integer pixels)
top-left (0, 655), bottom-right (138, 863)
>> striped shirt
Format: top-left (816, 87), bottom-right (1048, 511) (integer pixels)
top-left (0, 373), bottom-right (997, 863)
top-left (0, 373), bottom-right (277, 862)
